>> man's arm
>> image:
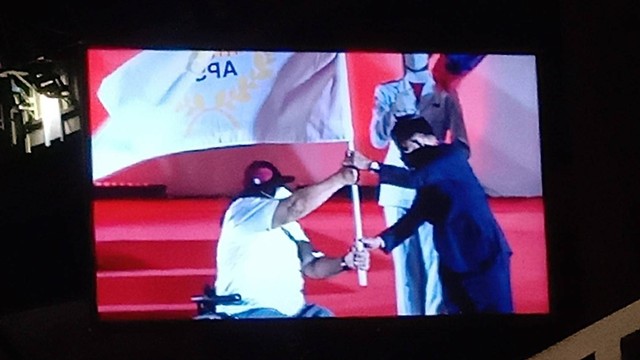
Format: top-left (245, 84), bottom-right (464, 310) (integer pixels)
top-left (298, 241), bottom-right (370, 279)
top-left (443, 90), bottom-right (470, 158)
top-left (378, 164), bottom-right (422, 189)
top-left (377, 195), bottom-right (429, 253)
top-left (271, 167), bottom-right (357, 229)
top-left (370, 83), bottom-right (418, 149)
top-left (360, 198), bottom-right (428, 255)
top-left (370, 84), bottom-right (398, 149)
top-left (343, 150), bottom-right (422, 189)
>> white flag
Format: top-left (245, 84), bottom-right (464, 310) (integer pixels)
top-left (92, 50), bottom-right (353, 180)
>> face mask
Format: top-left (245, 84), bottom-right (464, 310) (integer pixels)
top-left (403, 54), bottom-right (429, 72)
top-left (400, 145), bottom-right (437, 168)
top-left (272, 186), bottom-right (293, 200)
top-left (258, 185), bottom-right (292, 199)
top-left (403, 54), bottom-right (432, 83)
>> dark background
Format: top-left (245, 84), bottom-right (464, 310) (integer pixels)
top-left (1, 1), bottom-right (638, 359)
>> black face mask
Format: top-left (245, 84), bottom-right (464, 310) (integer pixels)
top-left (239, 184), bottom-right (293, 199)
top-left (400, 145), bottom-right (439, 168)
top-left (259, 186), bottom-right (278, 198)
top-left (238, 184), bottom-right (277, 199)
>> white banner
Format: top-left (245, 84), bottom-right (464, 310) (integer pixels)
top-left (457, 54), bottom-right (542, 197)
top-left (92, 50), bottom-right (353, 180)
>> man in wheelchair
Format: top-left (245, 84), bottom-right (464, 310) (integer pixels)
top-left (196, 160), bottom-right (369, 319)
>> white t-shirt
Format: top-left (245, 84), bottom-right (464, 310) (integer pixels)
top-left (214, 189), bottom-right (318, 316)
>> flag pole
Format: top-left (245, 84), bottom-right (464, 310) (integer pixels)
top-left (338, 51), bottom-right (366, 286)
top-left (347, 140), bottom-right (368, 287)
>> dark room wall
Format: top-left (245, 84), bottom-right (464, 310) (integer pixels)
top-left (1, 1), bottom-right (638, 359)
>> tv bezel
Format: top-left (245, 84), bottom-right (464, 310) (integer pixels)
top-left (72, 40), bottom-right (563, 358)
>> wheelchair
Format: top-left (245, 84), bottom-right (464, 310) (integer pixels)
top-left (190, 284), bottom-right (242, 320)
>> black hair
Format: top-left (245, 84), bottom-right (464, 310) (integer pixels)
top-left (390, 116), bottom-right (435, 146)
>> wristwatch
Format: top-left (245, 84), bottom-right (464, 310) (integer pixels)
top-left (368, 161), bottom-right (381, 172)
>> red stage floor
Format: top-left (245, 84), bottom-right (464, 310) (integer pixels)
top-left (93, 196), bottom-right (549, 320)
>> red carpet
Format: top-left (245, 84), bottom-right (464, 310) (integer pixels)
top-left (93, 197), bottom-right (548, 320)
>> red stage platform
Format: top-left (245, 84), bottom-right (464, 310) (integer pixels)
top-left (93, 196), bottom-right (549, 320)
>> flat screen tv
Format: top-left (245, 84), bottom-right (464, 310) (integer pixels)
top-left (85, 47), bottom-right (549, 323)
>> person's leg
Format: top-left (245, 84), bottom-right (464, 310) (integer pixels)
top-left (460, 252), bottom-right (514, 313)
top-left (295, 304), bottom-right (334, 318)
top-left (232, 307), bottom-right (289, 319)
top-left (438, 266), bottom-right (474, 315)
top-left (385, 206), bottom-right (426, 316)
top-left (417, 221), bottom-right (445, 315)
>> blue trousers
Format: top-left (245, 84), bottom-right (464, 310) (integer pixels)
top-left (439, 252), bottom-right (514, 314)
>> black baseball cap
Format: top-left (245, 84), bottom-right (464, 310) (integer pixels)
top-left (243, 160), bottom-right (295, 190)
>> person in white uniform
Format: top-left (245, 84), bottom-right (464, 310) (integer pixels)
top-left (369, 53), bottom-right (469, 315)
top-left (215, 160), bottom-right (370, 318)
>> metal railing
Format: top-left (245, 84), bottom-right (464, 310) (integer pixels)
top-left (529, 299), bottom-right (640, 360)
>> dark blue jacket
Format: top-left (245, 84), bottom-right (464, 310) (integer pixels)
top-left (378, 141), bottom-right (512, 273)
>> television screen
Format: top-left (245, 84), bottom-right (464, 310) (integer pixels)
top-left (86, 48), bottom-right (548, 321)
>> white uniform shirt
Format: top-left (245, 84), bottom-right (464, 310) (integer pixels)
top-left (214, 191), bottom-right (313, 316)
top-left (370, 74), bottom-right (435, 209)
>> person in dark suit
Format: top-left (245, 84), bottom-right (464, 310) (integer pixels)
top-left (344, 117), bottom-right (513, 314)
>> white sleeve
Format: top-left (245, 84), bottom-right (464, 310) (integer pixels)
top-left (282, 222), bottom-right (325, 258)
top-left (224, 197), bottom-right (279, 232)
top-left (370, 83), bottom-right (398, 149)
top-left (444, 91), bottom-right (469, 147)
top-left (281, 221), bottom-right (310, 243)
